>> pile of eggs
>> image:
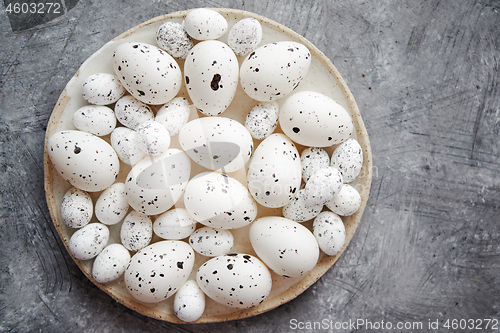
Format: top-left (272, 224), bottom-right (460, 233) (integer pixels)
top-left (47, 8), bottom-right (364, 322)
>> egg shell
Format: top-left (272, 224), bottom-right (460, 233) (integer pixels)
top-left (325, 184), bottom-right (362, 216)
top-left (196, 253), bottom-right (272, 309)
top-left (124, 240), bottom-right (195, 303)
top-left (120, 210), bottom-right (153, 252)
top-left (184, 172), bottom-right (257, 229)
top-left (60, 187), bottom-right (93, 228)
top-left (184, 40), bottom-right (239, 116)
top-left (249, 216), bottom-right (319, 278)
top-left (330, 138), bottom-right (363, 183)
top-left (279, 91), bottom-right (354, 147)
top-left (113, 42), bottom-right (182, 105)
top-left (125, 148), bottom-right (191, 215)
top-left (153, 208), bottom-right (197, 240)
top-left (183, 8), bottom-right (228, 40)
top-left (178, 117), bottom-right (253, 173)
top-left (92, 243), bottom-right (131, 284)
top-left (246, 133), bottom-right (301, 208)
top-left (95, 182), bottom-right (129, 225)
top-left (135, 120), bottom-right (171, 156)
top-left (282, 189), bottom-right (322, 223)
top-left (304, 166), bottom-right (343, 206)
top-left (227, 18), bottom-right (263, 56)
top-left (313, 211), bottom-right (346, 256)
top-left (81, 73), bottom-right (126, 105)
top-left (174, 280), bottom-right (205, 322)
top-left (73, 105), bottom-right (116, 136)
top-left (240, 41), bottom-right (311, 102)
top-left (300, 147), bottom-right (330, 182)
top-left (189, 226), bottom-right (234, 257)
top-left (244, 101), bottom-right (279, 140)
top-left (110, 127), bottom-right (147, 166)
top-left (47, 130), bottom-right (119, 192)
top-left (114, 95), bottom-right (154, 130)
top-left (155, 97), bottom-right (191, 136)
top-left (68, 223), bottom-right (109, 261)
top-left (156, 21), bottom-right (193, 59)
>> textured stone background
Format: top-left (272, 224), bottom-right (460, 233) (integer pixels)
top-left (1, 0), bottom-right (499, 332)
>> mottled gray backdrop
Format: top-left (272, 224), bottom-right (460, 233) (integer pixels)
top-left (1, 0), bottom-right (499, 332)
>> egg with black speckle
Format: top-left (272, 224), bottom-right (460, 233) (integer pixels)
top-left (114, 95), bottom-right (154, 130)
top-left (174, 280), bottom-right (205, 322)
top-left (330, 138), bottom-right (363, 183)
top-left (153, 208), bottom-right (197, 240)
top-left (68, 223), bottom-right (109, 260)
top-left (313, 211), bottom-right (346, 256)
top-left (155, 97), bottom-right (192, 136)
top-left (135, 120), bottom-right (171, 156)
top-left (73, 105), bottom-right (116, 136)
top-left (92, 243), bottom-right (131, 283)
top-left (304, 166), bottom-right (343, 206)
top-left (244, 101), bottom-right (279, 140)
top-left (156, 21), bottom-right (193, 59)
top-left (326, 184), bottom-right (362, 216)
top-left (183, 8), bottom-right (228, 41)
top-left (95, 182), bottom-right (129, 226)
top-left (189, 226), bottom-right (234, 257)
top-left (282, 189), bottom-right (322, 222)
top-left (60, 187), bottom-right (93, 229)
top-left (110, 127), bottom-right (147, 166)
top-left (82, 73), bottom-right (125, 105)
top-left (227, 18), bottom-right (262, 56)
top-left (300, 147), bottom-right (330, 182)
top-left (120, 210), bottom-right (153, 252)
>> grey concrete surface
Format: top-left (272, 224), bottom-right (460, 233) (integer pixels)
top-left (1, 0), bottom-right (499, 332)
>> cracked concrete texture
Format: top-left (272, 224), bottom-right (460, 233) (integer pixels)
top-left (1, 0), bottom-right (499, 332)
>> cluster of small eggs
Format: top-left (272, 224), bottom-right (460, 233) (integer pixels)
top-left (47, 8), bottom-right (364, 322)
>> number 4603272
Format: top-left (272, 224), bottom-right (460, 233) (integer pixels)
top-left (5, 2), bottom-right (61, 14)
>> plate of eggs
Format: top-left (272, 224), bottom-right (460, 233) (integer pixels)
top-left (44, 8), bottom-right (372, 323)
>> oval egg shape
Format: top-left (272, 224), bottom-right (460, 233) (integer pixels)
top-left (92, 243), bottom-right (131, 284)
top-left (120, 210), bottom-right (153, 252)
top-left (60, 187), bottom-right (93, 229)
top-left (73, 105), bottom-right (116, 136)
top-left (47, 130), bottom-right (119, 192)
top-left (68, 223), bottom-right (109, 261)
top-left (174, 280), bottom-right (205, 323)
top-left (153, 208), bottom-right (197, 240)
top-left (189, 226), bottom-right (234, 257)
top-left (110, 127), bottom-right (148, 166)
top-left (124, 240), bottom-right (195, 303)
top-left (325, 184), bottom-right (362, 216)
top-left (113, 42), bottom-right (182, 105)
top-left (179, 117), bottom-right (253, 173)
top-left (330, 138), bottom-right (364, 183)
top-left (183, 8), bottom-right (228, 40)
top-left (196, 253), bottom-right (272, 309)
top-left (240, 41), bottom-right (311, 101)
top-left (95, 182), bottom-right (129, 226)
top-left (313, 211), bottom-right (346, 256)
top-left (246, 133), bottom-right (301, 208)
top-left (249, 216), bottom-right (319, 278)
top-left (184, 40), bottom-right (239, 116)
top-left (81, 73), bottom-right (126, 105)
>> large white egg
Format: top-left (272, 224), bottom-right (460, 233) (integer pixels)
top-left (184, 172), bottom-right (257, 229)
top-left (125, 149), bottom-right (191, 215)
top-left (184, 40), bottom-right (238, 116)
top-left (113, 42), bottom-right (181, 105)
top-left (196, 253), bottom-right (272, 309)
top-left (279, 91), bottom-right (354, 147)
top-left (124, 240), bottom-right (195, 303)
top-left (47, 130), bottom-right (119, 192)
top-left (249, 216), bottom-right (319, 278)
top-left (178, 117), bottom-right (253, 173)
top-left (240, 41), bottom-right (311, 101)
top-left (247, 133), bottom-right (301, 208)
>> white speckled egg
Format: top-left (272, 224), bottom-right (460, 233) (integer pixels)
top-left (156, 21), bottom-right (193, 59)
top-left (153, 208), bottom-right (197, 240)
top-left (184, 172), bottom-right (257, 229)
top-left (174, 280), bottom-right (205, 323)
top-left (240, 41), bottom-right (311, 102)
top-left (249, 216), bottom-right (319, 278)
top-left (47, 130), bottom-right (119, 192)
top-left (184, 40), bottom-right (238, 116)
top-left (95, 182), bottom-right (129, 225)
top-left (247, 133), bottom-right (301, 208)
top-left (155, 97), bottom-right (191, 136)
top-left (135, 120), bottom-right (171, 156)
top-left (300, 147), bottom-right (330, 182)
top-left (120, 210), bottom-right (153, 252)
top-left (68, 223), bottom-right (109, 261)
top-left (282, 189), bottom-right (322, 223)
top-left (313, 211), bottom-right (345, 256)
top-left (183, 8), bottom-right (228, 40)
top-left (325, 184), bottom-right (361, 216)
top-left (92, 243), bottom-right (131, 283)
top-left (110, 127), bottom-right (147, 166)
top-left (279, 91), bottom-right (354, 147)
top-left (124, 240), bottom-right (195, 303)
top-left (196, 253), bottom-right (272, 309)
top-left (73, 105), bottom-right (116, 136)
top-left (179, 117), bottom-right (253, 172)
top-left (304, 166), bottom-right (343, 206)
top-left (82, 73), bottom-right (125, 105)
top-left (244, 101), bottom-right (279, 140)
top-left (227, 18), bottom-right (262, 56)
top-left (330, 138), bottom-right (363, 183)
top-left (60, 187), bottom-right (93, 228)
top-left (189, 227), bottom-right (234, 257)
top-left (114, 95), bottom-right (154, 130)
top-left (125, 148), bottom-right (191, 215)
top-left (113, 42), bottom-right (181, 105)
